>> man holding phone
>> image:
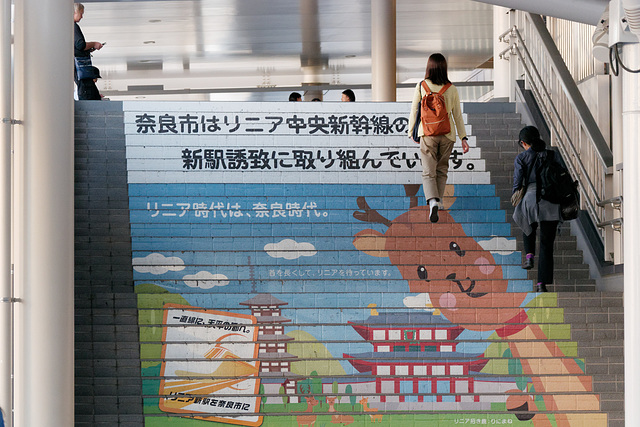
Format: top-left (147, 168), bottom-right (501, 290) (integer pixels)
top-left (74, 3), bottom-right (104, 84)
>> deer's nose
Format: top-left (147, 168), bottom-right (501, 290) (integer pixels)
top-left (417, 265), bottom-right (429, 281)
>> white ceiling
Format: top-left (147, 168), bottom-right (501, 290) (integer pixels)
top-left (78, 0), bottom-right (495, 101)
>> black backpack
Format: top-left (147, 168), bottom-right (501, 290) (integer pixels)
top-left (536, 150), bottom-right (579, 220)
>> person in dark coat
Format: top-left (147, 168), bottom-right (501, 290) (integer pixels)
top-left (74, 3), bottom-right (103, 83)
top-left (512, 126), bottom-right (562, 293)
top-left (77, 66), bottom-right (102, 100)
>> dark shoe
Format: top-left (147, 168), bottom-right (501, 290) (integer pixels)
top-left (536, 283), bottom-right (548, 292)
top-left (429, 205), bottom-right (439, 223)
top-left (521, 257), bottom-right (534, 270)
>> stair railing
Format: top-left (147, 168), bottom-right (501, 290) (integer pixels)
top-left (499, 12), bottom-right (615, 250)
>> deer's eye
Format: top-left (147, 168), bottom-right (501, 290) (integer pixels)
top-left (417, 265), bottom-right (428, 280)
top-left (449, 242), bottom-right (465, 257)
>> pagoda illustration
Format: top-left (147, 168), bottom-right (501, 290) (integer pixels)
top-left (240, 294), bottom-right (301, 400)
top-left (344, 310), bottom-right (489, 403)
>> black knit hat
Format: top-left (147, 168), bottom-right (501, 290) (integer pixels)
top-left (89, 66), bottom-right (101, 79)
top-left (518, 126), bottom-right (540, 146)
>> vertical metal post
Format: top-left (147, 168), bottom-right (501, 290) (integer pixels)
top-left (493, 6), bottom-right (511, 100)
top-left (508, 11), bottom-right (519, 102)
top-left (371, 0), bottom-right (396, 101)
top-left (0, 0), bottom-right (13, 424)
top-left (622, 41), bottom-right (640, 427)
top-left (611, 70), bottom-right (624, 264)
top-left (13, 0), bottom-right (75, 426)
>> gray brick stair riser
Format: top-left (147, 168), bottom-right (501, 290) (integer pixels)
top-left (469, 121), bottom-right (524, 129)
top-left (575, 345), bottom-right (624, 358)
top-left (475, 151), bottom-right (522, 162)
top-left (472, 130), bottom-right (522, 139)
top-left (469, 117), bottom-right (522, 122)
top-left (556, 292), bottom-right (624, 306)
top-left (547, 285), bottom-right (597, 292)
top-left (474, 140), bottom-right (523, 148)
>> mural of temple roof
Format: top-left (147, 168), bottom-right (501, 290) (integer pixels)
top-left (254, 315), bottom-right (292, 324)
top-left (353, 311), bottom-right (455, 325)
top-left (343, 350), bottom-right (486, 360)
top-left (343, 351), bottom-right (488, 371)
top-left (348, 312), bottom-right (465, 342)
top-left (239, 293), bottom-right (289, 307)
top-left (258, 351), bottom-right (300, 360)
top-left (257, 334), bottom-right (295, 342)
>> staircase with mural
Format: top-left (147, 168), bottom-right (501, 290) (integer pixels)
top-left (73, 100), bottom-right (624, 427)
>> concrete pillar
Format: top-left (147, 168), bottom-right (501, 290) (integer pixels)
top-left (13, 0), bottom-right (75, 426)
top-left (371, 0), bottom-right (396, 101)
top-left (0, 0), bottom-right (12, 424)
top-left (12, 0), bottom-right (25, 424)
top-left (622, 41), bottom-right (640, 427)
top-left (300, 0), bottom-right (327, 101)
top-left (493, 6), bottom-right (511, 100)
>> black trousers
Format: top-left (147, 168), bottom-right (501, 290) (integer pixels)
top-left (523, 221), bottom-right (559, 285)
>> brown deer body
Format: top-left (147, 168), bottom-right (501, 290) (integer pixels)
top-left (326, 396), bottom-right (354, 425)
top-left (358, 397), bottom-right (383, 423)
top-left (295, 396), bottom-right (319, 427)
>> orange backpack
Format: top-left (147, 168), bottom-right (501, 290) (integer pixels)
top-left (420, 80), bottom-right (452, 136)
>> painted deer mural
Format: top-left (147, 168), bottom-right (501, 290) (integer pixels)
top-left (295, 396), bottom-right (320, 427)
top-left (358, 397), bottom-right (383, 423)
top-left (351, 185), bottom-right (605, 426)
top-left (326, 397), bottom-right (354, 425)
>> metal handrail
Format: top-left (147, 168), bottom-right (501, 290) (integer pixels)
top-left (597, 196), bottom-right (623, 209)
top-left (597, 218), bottom-right (623, 230)
top-left (511, 34), bottom-right (602, 216)
top-left (526, 15), bottom-right (612, 166)
top-left (500, 13), bottom-right (615, 244)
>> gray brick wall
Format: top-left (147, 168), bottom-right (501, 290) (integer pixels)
top-left (74, 101), bottom-right (143, 426)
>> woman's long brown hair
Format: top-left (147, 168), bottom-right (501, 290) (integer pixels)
top-left (424, 53), bottom-right (451, 86)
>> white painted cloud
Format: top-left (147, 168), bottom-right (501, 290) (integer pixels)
top-left (264, 239), bottom-right (317, 260)
top-left (132, 253), bottom-right (185, 274)
top-left (477, 236), bottom-right (516, 256)
top-left (403, 293), bottom-right (435, 312)
top-left (183, 271), bottom-right (230, 289)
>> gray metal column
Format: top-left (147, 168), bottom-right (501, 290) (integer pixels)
top-left (13, 0), bottom-right (75, 425)
top-left (622, 41), bottom-right (640, 427)
top-left (611, 65), bottom-right (624, 265)
top-left (371, 0), bottom-right (396, 101)
top-left (0, 0), bottom-right (13, 424)
top-left (508, 10), bottom-right (518, 101)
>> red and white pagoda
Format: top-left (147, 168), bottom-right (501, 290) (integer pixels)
top-left (239, 294), bottom-right (300, 398)
top-left (344, 311), bottom-right (488, 403)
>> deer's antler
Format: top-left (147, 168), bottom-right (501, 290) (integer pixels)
top-left (353, 197), bottom-right (392, 227)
